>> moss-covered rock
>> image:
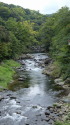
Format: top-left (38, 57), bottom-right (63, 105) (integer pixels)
top-left (43, 62), bottom-right (61, 78)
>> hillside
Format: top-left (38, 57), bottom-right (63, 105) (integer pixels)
top-left (0, 2), bottom-right (47, 60)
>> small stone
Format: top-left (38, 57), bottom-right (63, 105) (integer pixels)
top-left (7, 94), bottom-right (12, 96)
top-left (32, 106), bottom-right (37, 108)
top-left (47, 106), bottom-right (52, 110)
top-left (59, 111), bottom-right (63, 115)
top-left (35, 120), bottom-right (38, 121)
top-left (36, 114), bottom-right (41, 116)
top-left (0, 111), bottom-right (1, 116)
top-left (45, 112), bottom-right (50, 115)
top-left (19, 75), bottom-right (27, 79)
top-left (54, 112), bottom-right (58, 114)
top-left (45, 118), bottom-right (50, 122)
top-left (41, 119), bottom-right (43, 121)
top-left (9, 80), bottom-right (14, 84)
top-left (49, 119), bottom-right (53, 124)
top-left (10, 96), bottom-right (16, 99)
top-left (21, 61), bottom-right (25, 65)
top-left (18, 78), bottom-right (24, 81)
top-left (17, 101), bottom-right (20, 103)
top-left (56, 105), bottom-right (61, 108)
top-left (50, 110), bottom-right (53, 113)
top-left (16, 111), bottom-right (21, 114)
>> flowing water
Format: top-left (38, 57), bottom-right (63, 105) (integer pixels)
top-left (0, 53), bottom-right (64, 125)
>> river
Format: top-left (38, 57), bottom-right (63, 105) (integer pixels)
top-left (0, 53), bottom-right (64, 125)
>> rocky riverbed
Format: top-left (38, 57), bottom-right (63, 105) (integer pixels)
top-left (0, 53), bottom-right (70, 125)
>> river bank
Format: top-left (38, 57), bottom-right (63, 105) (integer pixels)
top-left (0, 60), bottom-right (20, 90)
top-left (42, 59), bottom-right (70, 125)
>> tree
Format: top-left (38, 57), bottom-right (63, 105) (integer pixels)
top-left (0, 7), bottom-right (11, 20)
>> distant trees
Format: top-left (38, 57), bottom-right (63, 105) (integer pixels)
top-left (39, 16), bottom-right (54, 51)
top-left (0, 26), bottom-right (10, 60)
top-left (0, 2), bottom-right (46, 60)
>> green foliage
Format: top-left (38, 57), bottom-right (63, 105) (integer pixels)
top-left (51, 62), bottom-right (61, 78)
top-left (39, 16), bottom-right (55, 51)
top-left (40, 6), bottom-right (70, 80)
top-left (0, 26), bottom-right (11, 60)
top-left (55, 121), bottom-right (70, 125)
top-left (0, 6), bottom-right (11, 19)
top-left (0, 60), bottom-right (20, 88)
top-left (0, 2), bottom-right (46, 61)
top-left (0, 25), bottom-right (10, 42)
top-left (51, 7), bottom-right (70, 79)
top-left (9, 32), bottom-right (21, 58)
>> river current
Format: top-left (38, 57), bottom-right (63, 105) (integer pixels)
top-left (0, 53), bottom-right (63, 125)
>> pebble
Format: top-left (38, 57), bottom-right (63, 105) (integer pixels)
top-left (10, 96), bottom-right (17, 99)
top-left (45, 112), bottom-right (50, 116)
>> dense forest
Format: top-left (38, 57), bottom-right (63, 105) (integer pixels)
top-left (41, 7), bottom-right (70, 80)
top-left (0, 2), bottom-right (70, 80)
top-left (0, 2), bottom-right (46, 60)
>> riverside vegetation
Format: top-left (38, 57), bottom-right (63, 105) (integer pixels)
top-left (0, 60), bottom-right (20, 89)
top-left (0, 2), bottom-right (70, 125)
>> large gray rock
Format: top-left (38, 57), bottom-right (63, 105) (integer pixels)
top-left (19, 54), bottom-right (33, 59)
top-left (54, 78), bottom-right (64, 86)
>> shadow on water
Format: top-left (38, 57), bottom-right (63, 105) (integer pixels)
top-left (47, 78), bottom-right (69, 97)
top-left (8, 79), bottom-right (30, 91)
top-left (8, 71), bottom-right (31, 91)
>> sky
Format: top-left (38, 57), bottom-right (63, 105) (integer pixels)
top-left (0, 0), bottom-right (70, 14)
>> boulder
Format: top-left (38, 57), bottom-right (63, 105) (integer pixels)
top-left (20, 61), bottom-right (25, 65)
top-left (19, 54), bottom-right (33, 59)
top-left (18, 75), bottom-right (27, 81)
top-left (19, 54), bottom-right (27, 59)
top-left (44, 58), bottom-right (51, 65)
top-left (54, 78), bottom-right (63, 83)
top-left (54, 78), bottom-right (64, 86)
top-left (65, 78), bottom-right (70, 84)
